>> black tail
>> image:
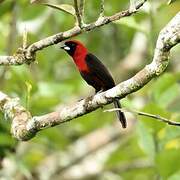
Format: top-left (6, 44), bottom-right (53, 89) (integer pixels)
top-left (113, 99), bottom-right (127, 128)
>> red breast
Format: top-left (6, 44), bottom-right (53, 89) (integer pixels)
top-left (71, 41), bottom-right (89, 72)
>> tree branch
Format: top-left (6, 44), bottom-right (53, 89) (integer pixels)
top-left (0, 55), bottom-right (24, 65)
top-left (0, 0), bottom-right (146, 65)
top-left (0, 11), bottom-right (179, 141)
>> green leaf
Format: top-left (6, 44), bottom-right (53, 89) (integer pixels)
top-left (25, 81), bottom-right (32, 109)
top-left (139, 103), bottom-right (170, 134)
top-left (137, 121), bottom-right (155, 158)
top-left (0, 133), bottom-right (16, 146)
top-left (151, 73), bottom-right (179, 108)
top-left (157, 84), bottom-right (179, 108)
top-left (164, 125), bottom-right (180, 140)
top-left (0, 1), bottom-right (12, 17)
top-left (31, 0), bottom-right (75, 16)
top-left (156, 149), bottom-right (180, 178)
top-left (43, 3), bottom-right (75, 16)
top-left (167, 96), bottom-right (180, 112)
top-left (37, 81), bottom-right (73, 97)
top-left (115, 16), bottom-right (146, 33)
top-left (33, 126), bottom-right (70, 150)
top-left (158, 124), bottom-right (180, 150)
top-left (168, 171), bottom-right (180, 180)
top-left (105, 136), bottom-right (145, 168)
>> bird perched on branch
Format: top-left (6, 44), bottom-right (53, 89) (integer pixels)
top-left (60, 40), bottom-right (127, 128)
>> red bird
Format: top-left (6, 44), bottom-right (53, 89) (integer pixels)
top-left (60, 40), bottom-right (127, 128)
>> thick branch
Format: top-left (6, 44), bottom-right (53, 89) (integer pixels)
top-left (0, 12), bottom-right (179, 141)
top-left (0, 92), bottom-right (34, 140)
top-left (0, 0), bottom-right (146, 65)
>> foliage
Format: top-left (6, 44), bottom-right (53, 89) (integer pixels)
top-left (0, 0), bottom-right (180, 179)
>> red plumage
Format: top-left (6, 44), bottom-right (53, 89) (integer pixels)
top-left (61, 40), bottom-right (127, 128)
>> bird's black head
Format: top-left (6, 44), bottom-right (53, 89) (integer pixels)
top-left (60, 41), bottom-right (77, 56)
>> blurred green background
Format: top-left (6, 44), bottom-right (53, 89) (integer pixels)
top-left (0, 0), bottom-right (180, 179)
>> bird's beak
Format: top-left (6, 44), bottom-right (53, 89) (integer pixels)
top-left (60, 43), bottom-right (70, 51)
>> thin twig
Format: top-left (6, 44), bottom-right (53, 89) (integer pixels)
top-left (104, 108), bottom-right (180, 126)
top-left (79, 0), bottom-right (85, 19)
top-left (23, 26), bottom-right (28, 49)
top-left (136, 111), bottom-right (180, 126)
top-left (74, 0), bottom-right (82, 27)
top-left (100, 0), bottom-right (105, 17)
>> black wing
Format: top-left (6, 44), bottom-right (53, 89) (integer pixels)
top-left (85, 53), bottom-right (115, 90)
top-left (80, 71), bottom-right (102, 92)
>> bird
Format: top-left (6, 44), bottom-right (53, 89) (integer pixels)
top-left (60, 40), bottom-right (127, 128)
